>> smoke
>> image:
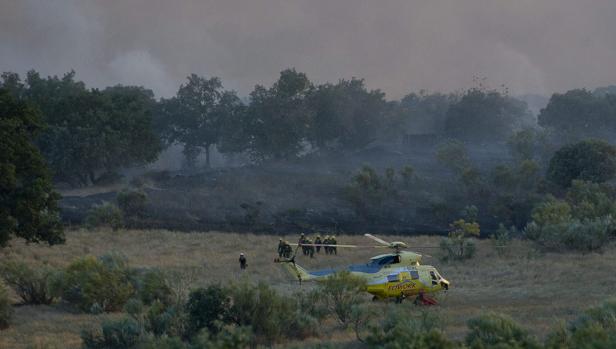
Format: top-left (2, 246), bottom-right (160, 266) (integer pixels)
top-left (107, 50), bottom-right (175, 96)
top-left (1, 0), bottom-right (615, 98)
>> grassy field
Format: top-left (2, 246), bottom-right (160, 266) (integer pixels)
top-left (1, 229), bottom-right (616, 348)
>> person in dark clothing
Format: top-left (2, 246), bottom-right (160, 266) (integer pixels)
top-left (239, 253), bottom-right (247, 270)
top-left (277, 238), bottom-right (285, 258)
top-left (315, 235), bottom-right (322, 253)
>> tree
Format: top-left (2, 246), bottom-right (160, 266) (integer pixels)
top-left (547, 140), bottom-right (616, 187)
top-left (222, 69), bottom-right (313, 161)
top-left (539, 89), bottom-right (616, 141)
top-left (507, 128), bottom-right (549, 161)
top-left (3, 71), bottom-right (162, 186)
top-left (160, 74), bottom-right (242, 167)
top-left (445, 89), bottom-right (531, 142)
top-left (395, 91), bottom-right (457, 135)
top-left (307, 78), bottom-right (388, 150)
top-left (436, 140), bottom-right (471, 173)
top-left (0, 89), bottom-right (64, 247)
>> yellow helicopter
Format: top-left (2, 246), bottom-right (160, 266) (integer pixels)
top-left (277, 234), bottom-right (450, 304)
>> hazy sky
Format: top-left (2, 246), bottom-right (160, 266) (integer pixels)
top-left (1, 0), bottom-right (615, 98)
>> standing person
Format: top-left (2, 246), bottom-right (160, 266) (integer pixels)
top-left (283, 240), bottom-right (292, 258)
top-left (323, 235), bottom-right (331, 255)
top-left (306, 238), bottom-right (315, 258)
top-left (239, 253), bottom-right (247, 270)
top-left (299, 233), bottom-right (307, 256)
top-left (277, 238), bottom-right (285, 258)
top-left (331, 235), bottom-right (337, 255)
top-left (314, 235), bottom-right (322, 253)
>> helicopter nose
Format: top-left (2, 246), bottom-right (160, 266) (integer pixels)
top-left (440, 280), bottom-right (450, 290)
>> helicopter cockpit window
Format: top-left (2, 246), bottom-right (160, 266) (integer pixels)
top-left (393, 255), bottom-right (401, 264)
top-left (410, 270), bottom-right (419, 280)
top-left (430, 271), bottom-right (438, 281)
top-left (373, 255), bottom-right (396, 266)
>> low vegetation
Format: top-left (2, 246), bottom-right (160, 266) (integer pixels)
top-left (0, 260), bottom-right (57, 305)
top-left (1, 230), bottom-right (616, 348)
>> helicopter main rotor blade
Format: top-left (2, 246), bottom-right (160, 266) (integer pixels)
top-left (288, 243), bottom-right (379, 248)
top-left (364, 233), bottom-right (391, 246)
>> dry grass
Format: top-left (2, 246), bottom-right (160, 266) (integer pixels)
top-left (1, 229), bottom-right (616, 348)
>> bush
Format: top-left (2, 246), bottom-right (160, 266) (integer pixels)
top-left (227, 282), bottom-right (317, 344)
top-left (0, 281), bottom-right (12, 329)
top-left (145, 300), bottom-right (186, 338)
top-left (366, 306), bottom-right (453, 349)
top-left (465, 313), bottom-right (540, 349)
top-left (138, 269), bottom-right (173, 306)
top-left (492, 224), bottom-right (513, 255)
top-left (294, 289), bottom-right (328, 322)
top-left (0, 260), bottom-right (57, 305)
top-left (190, 326), bottom-right (254, 349)
top-left (525, 216), bottom-right (612, 252)
top-left (316, 271), bottom-right (367, 326)
top-left (117, 189), bottom-right (147, 218)
top-left (56, 254), bottom-right (135, 312)
top-left (185, 285), bottom-right (230, 336)
top-left (440, 219), bottom-right (479, 261)
top-left (82, 317), bottom-right (143, 349)
top-left (85, 203), bottom-right (124, 231)
top-left (547, 140), bottom-right (616, 187)
top-left (545, 299), bottom-right (616, 348)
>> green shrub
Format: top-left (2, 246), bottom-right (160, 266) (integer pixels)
top-left (185, 285), bottom-right (230, 336)
top-left (466, 313), bottom-right (540, 349)
top-left (227, 282), bottom-right (317, 344)
top-left (82, 317), bottom-right (143, 349)
top-left (117, 189), bottom-right (147, 218)
top-left (316, 271), bottom-right (367, 326)
top-left (440, 238), bottom-right (476, 261)
top-left (0, 281), bottom-right (12, 329)
top-left (0, 260), bottom-right (57, 305)
top-left (138, 269), bottom-right (173, 306)
top-left (145, 300), bottom-right (186, 337)
top-left (190, 326), bottom-right (254, 349)
top-left (525, 216), bottom-right (612, 252)
top-left (545, 299), bottom-right (616, 348)
top-left (85, 202), bottom-right (124, 231)
top-left (57, 254), bottom-right (135, 312)
top-left (492, 224), bottom-right (513, 255)
top-left (124, 298), bottom-right (144, 319)
top-left (294, 289), bottom-right (328, 322)
top-left (440, 219), bottom-right (479, 261)
top-left (366, 306), bottom-right (453, 349)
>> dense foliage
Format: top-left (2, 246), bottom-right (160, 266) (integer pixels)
top-left (1, 72), bottom-right (162, 186)
top-left (539, 89), bottom-right (616, 141)
top-left (0, 260), bottom-right (57, 305)
top-left (547, 140), bottom-right (616, 187)
top-left (0, 88), bottom-right (64, 247)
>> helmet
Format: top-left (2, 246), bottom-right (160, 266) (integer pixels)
top-left (240, 253), bottom-right (245, 256)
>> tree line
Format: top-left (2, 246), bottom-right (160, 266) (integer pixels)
top-left (4, 69), bottom-right (616, 187)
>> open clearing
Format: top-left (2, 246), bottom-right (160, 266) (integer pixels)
top-left (2, 229), bottom-right (616, 348)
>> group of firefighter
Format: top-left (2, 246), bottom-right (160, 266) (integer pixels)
top-left (277, 233), bottom-right (338, 259)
